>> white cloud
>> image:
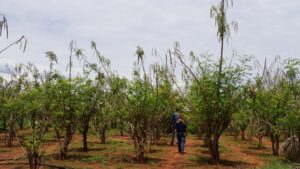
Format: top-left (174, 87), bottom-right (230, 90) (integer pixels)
top-left (0, 0), bottom-right (299, 78)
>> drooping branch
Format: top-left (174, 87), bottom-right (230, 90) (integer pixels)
top-left (0, 14), bottom-right (8, 38)
top-left (0, 36), bottom-right (27, 54)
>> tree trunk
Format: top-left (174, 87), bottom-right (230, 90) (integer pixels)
top-left (148, 134), bottom-right (152, 153)
top-left (203, 134), bottom-right (209, 147)
top-left (298, 134), bottom-right (300, 155)
top-left (208, 135), bottom-right (220, 165)
top-left (60, 124), bottom-right (73, 159)
top-left (7, 118), bottom-right (14, 147)
top-left (39, 115), bottom-right (49, 134)
top-left (155, 128), bottom-right (161, 145)
top-left (275, 134), bottom-right (280, 155)
top-left (196, 127), bottom-right (202, 140)
top-left (270, 135), bottom-right (275, 154)
top-left (6, 113), bottom-right (15, 147)
top-left (82, 124), bottom-right (89, 151)
top-left (130, 126), bottom-right (146, 164)
top-left (241, 129), bottom-right (245, 140)
top-left (257, 135), bottom-right (263, 149)
top-left (82, 112), bottom-right (93, 151)
top-left (27, 144), bottom-right (41, 169)
top-left (100, 129), bottom-right (106, 144)
top-left (28, 152), bottom-right (37, 169)
top-left (120, 128), bottom-right (124, 136)
top-left (19, 116), bottom-right (24, 130)
top-left (137, 144), bottom-right (144, 164)
top-left (134, 135), bottom-right (145, 164)
top-left (270, 133), bottom-right (280, 156)
top-left (2, 117), bottom-right (6, 130)
top-left (234, 130), bottom-right (238, 139)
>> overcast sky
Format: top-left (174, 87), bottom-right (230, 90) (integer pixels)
top-left (1, 0), bottom-right (299, 78)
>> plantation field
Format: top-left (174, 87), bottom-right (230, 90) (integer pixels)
top-left (0, 130), bottom-right (296, 169)
top-left (1, 0), bottom-right (300, 169)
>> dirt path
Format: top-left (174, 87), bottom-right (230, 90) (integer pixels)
top-left (161, 135), bottom-right (270, 169)
top-left (0, 133), bottom-right (273, 169)
top-left (221, 136), bottom-right (271, 168)
top-left (161, 144), bottom-right (182, 168)
top-left (161, 136), bottom-right (199, 169)
top-left (221, 138), bottom-right (264, 168)
top-left (232, 145), bottom-right (264, 166)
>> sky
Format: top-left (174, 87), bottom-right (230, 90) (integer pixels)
top-left (0, 0), bottom-right (299, 78)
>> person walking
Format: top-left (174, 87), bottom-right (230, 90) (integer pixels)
top-left (171, 108), bottom-right (180, 146)
top-left (175, 113), bottom-right (187, 154)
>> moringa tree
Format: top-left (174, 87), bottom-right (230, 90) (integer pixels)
top-left (48, 41), bottom-right (88, 159)
top-left (186, 54), bottom-right (251, 164)
top-left (0, 14), bottom-right (27, 54)
top-left (282, 58), bottom-right (300, 161)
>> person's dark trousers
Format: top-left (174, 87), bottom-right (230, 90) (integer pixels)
top-left (177, 132), bottom-right (185, 153)
top-left (181, 136), bottom-right (185, 152)
top-left (171, 129), bottom-right (176, 145)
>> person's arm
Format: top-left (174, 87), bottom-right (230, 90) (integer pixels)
top-left (173, 123), bottom-right (177, 137)
top-left (171, 114), bottom-right (175, 125)
top-left (184, 124), bottom-right (187, 137)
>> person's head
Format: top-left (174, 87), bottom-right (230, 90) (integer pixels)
top-left (175, 107), bottom-right (180, 112)
top-left (179, 112), bottom-right (184, 121)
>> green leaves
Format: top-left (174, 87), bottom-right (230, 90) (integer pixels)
top-left (45, 51), bottom-right (58, 63)
top-left (210, 0), bottom-right (238, 42)
top-left (135, 46), bottom-right (144, 64)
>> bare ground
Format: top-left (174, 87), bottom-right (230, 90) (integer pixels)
top-left (0, 131), bottom-right (280, 169)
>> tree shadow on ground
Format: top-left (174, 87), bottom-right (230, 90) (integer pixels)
top-left (199, 144), bottom-right (208, 148)
top-left (242, 150), bottom-right (270, 158)
top-left (190, 156), bottom-right (253, 167)
top-left (110, 154), bottom-right (164, 164)
top-left (66, 153), bottom-right (109, 163)
top-left (155, 141), bottom-right (170, 146)
top-left (69, 147), bottom-right (108, 152)
top-left (247, 146), bottom-right (268, 150)
top-left (200, 150), bottom-right (210, 155)
top-left (149, 149), bottom-right (163, 153)
top-left (65, 153), bottom-right (94, 160)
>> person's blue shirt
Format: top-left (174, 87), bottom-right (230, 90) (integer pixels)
top-left (172, 112), bottom-right (180, 129)
top-left (175, 120), bottom-right (187, 134)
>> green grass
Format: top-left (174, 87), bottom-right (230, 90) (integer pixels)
top-left (218, 141), bottom-right (229, 153)
top-left (43, 131), bottom-right (56, 141)
top-left (115, 166), bottom-right (124, 169)
top-left (0, 149), bottom-right (9, 153)
top-left (188, 155), bottom-right (200, 162)
top-left (255, 152), bottom-right (278, 161)
top-left (109, 140), bottom-right (129, 146)
top-left (80, 155), bottom-right (108, 163)
top-left (187, 155), bottom-right (211, 164)
top-left (109, 128), bottom-right (122, 136)
top-left (123, 146), bottom-right (134, 152)
top-left (0, 120), bottom-right (3, 129)
top-left (262, 160), bottom-right (294, 169)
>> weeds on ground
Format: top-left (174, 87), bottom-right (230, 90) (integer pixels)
top-left (262, 160), bottom-right (294, 169)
